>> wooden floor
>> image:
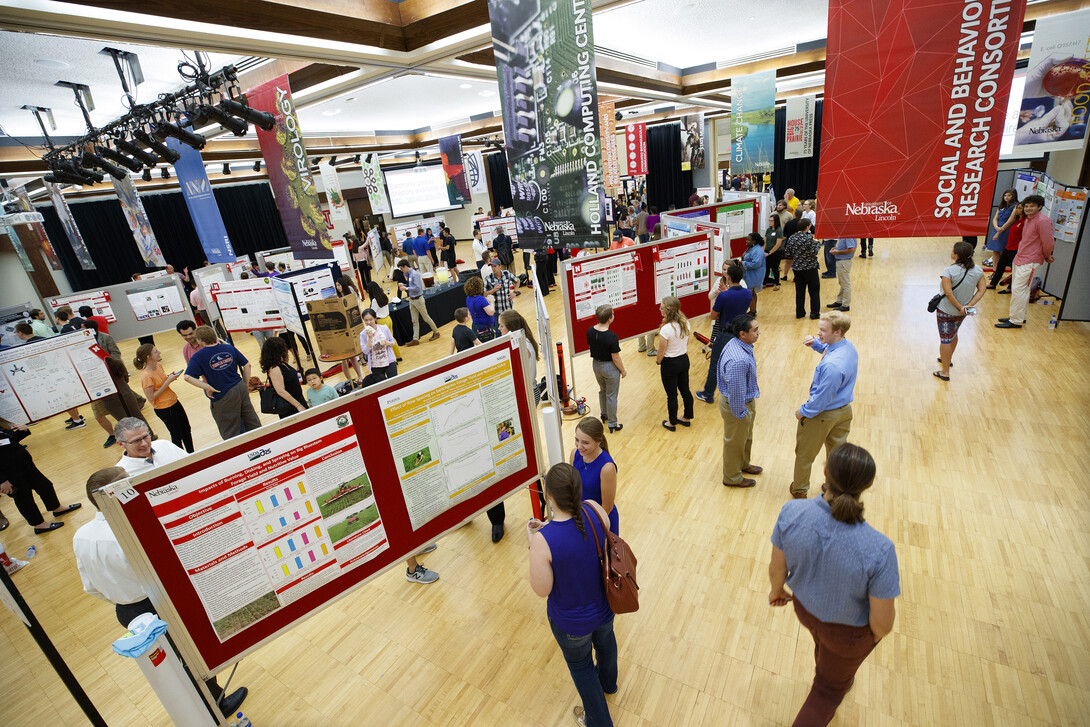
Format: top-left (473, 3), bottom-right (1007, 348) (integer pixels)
top-left (3, 237), bottom-right (1090, 726)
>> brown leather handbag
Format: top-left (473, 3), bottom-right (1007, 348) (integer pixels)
top-left (582, 501), bottom-right (640, 614)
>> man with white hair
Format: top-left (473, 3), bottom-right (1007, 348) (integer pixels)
top-left (114, 417), bottom-right (189, 476)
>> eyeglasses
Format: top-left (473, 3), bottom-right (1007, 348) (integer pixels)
top-left (120, 433), bottom-right (151, 445)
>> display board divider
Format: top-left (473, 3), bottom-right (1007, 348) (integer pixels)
top-left (94, 333), bottom-right (543, 677)
top-left (46, 276), bottom-right (194, 344)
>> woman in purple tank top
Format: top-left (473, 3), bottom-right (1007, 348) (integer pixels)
top-left (570, 417), bottom-right (619, 535)
top-left (528, 464), bottom-right (618, 727)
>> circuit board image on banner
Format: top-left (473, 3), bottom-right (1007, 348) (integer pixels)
top-left (488, 0), bottom-right (607, 250)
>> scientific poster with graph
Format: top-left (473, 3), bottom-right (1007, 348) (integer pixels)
top-left (654, 239), bottom-right (710, 302)
top-left (0, 330), bottom-right (116, 424)
top-left (378, 349), bottom-right (527, 530)
top-left (570, 251), bottom-right (638, 320)
top-left (144, 413), bottom-right (387, 642)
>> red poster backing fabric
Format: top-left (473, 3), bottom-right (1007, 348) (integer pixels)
top-left (817, 0), bottom-right (1025, 238)
top-left (561, 231), bottom-right (713, 356)
top-left (667, 200), bottom-right (762, 257)
top-left (105, 337), bottom-right (540, 674)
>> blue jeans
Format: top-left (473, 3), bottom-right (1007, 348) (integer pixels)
top-left (549, 616), bottom-right (617, 727)
top-left (822, 240), bottom-right (837, 275)
top-left (700, 332), bottom-right (730, 398)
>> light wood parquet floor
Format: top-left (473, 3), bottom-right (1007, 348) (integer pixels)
top-left (2, 236), bottom-right (1089, 726)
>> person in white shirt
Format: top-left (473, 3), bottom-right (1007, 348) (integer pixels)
top-left (74, 467), bottom-right (248, 717)
top-left (29, 309), bottom-right (57, 339)
top-left (472, 229), bottom-right (490, 271)
top-left (114, 417), bottom-right (190, 475)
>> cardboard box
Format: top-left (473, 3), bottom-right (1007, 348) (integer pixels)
top-left (305, 293), bottom-right (363, 359)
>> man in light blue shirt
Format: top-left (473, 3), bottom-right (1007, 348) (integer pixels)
top-left (790, 310), bottom-right (858, 498)
top-left (826, 238), bottom-right (857, 311)
top-left (717, 314), bottom-right (762, 488)
top-left (412, 228), bottom-right (434, 275)
top-left (397, 259), bottom-right (440, 346)
top-left (29, 309), bottom-right (57, 339)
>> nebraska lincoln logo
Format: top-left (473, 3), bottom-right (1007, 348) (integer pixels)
top-left (845, 202), bottom-right (899, 220)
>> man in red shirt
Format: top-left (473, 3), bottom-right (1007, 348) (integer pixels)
top-left (78, 305), bottom-right (110, 334)
top-left (996, 194), bottom-right (1054, 329)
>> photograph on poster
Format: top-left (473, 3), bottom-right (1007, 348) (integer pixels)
top-left (48, 291), bottom-right (116, 323)
top-left (126, 285), bottom-right (187, 321)
top-left (145, 414), bottom-right (388, 641)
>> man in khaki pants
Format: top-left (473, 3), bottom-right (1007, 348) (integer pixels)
top-left (717, 314), bottom-right (762, 488)
top-left (790, 311), bottom-right (858, 498)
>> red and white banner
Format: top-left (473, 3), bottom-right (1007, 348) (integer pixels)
top-left (817, 0), bottom-right (1026, 238)
top-left (624, 123), bottom-right (648, 176)
top-left (785, 95), bottom-right (816, 160)
top-left (599, 100), bottom-right (620, 189)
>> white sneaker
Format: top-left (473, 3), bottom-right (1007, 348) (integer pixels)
top-left (406, 565), bottom-right (439, 584)
top-left (646, 348), bottom-right (657, 356)
top-left (416, 543), bottom-right (437, 556)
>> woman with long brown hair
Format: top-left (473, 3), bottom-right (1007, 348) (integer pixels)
top-left (133, 344), bottom-right (193, 452)
top-left (655, 296), bottom-right (693, 431)
top-left (260, 336), bottom-right (307, 419)
top-left (570, 417), bottom-right (619, 535)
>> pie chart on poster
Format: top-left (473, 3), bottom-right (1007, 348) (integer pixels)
top-left (1043, 59), bottom-right (1090, 98)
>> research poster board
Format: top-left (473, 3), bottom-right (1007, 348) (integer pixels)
top-left (96, 334), bottom-right (542, 676)
top-left (0, 302), bottom-right (33, 348)
top-left (561, 231), bottom-right (714, 355)
top-left (47, 290), bottom-right (116, 323)
top-left (271, 277), bottom-right (305, 338)
top-left (192, 264), bottom-right (229, 324)
top-left (209, 278), bottom-right (284, 333)
top-left (280, 264), bottom-right (338, 318)
top-left (46, 277), bottom-right (194, 342)
top-left (125, 283), bottom-right (187, 322)
top-left (0, 330), bottom-right (116, 425)
top-left (389, 217), bottom-right (447, 250)
top-left (476, 217), bottom-right (519, 246)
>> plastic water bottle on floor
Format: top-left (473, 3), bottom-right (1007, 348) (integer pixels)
top-left (1049, 314), bottom-right (1057, 330)
top-left (235, 712), bottom-right (252, 727)
top-left (25, 545), bottom-right (35, 559)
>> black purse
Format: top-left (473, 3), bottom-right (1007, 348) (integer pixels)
top-left (927, 269), bottom-right (969, 313)
top-left (259, 377), bottom-right (295, 415)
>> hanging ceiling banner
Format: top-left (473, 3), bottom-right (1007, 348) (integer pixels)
top-left (46, 182), bottom-right (96, 270)
top-left (784, 94), bottom-right (817, 160)
top-left (599, 100), bottom-right (620, 188)
top-left (12, 186), bottom-right (63, 271)
top-left (112, 175), bottom-right (167, 268)
top-left (318, 161), bottom-right (354, 242)
top-left (731, 71), bottom-right (775, 174)
top-left (1012, 9), bottom-right (1090, 155)
top-left (487, 0), bottom-right (606, 249)
top-left (248, 75), bottom-right (334, 260)
top-left (2, 226), bottom-right (35, 272)
top-left (465, 150), bottom-right (489, 197)
top-left (817, 0), bottom-right (1025, 238)
top-left (681, 112), bottom-right (706, 171)
top-left (438, 135), bottom-right (470, 205)
top-left (625, 123), bottom-right (648, 176)
top-left (167, 138), bottom-right (237, 263)
top-left (360, 153), bottom-right (391, 214)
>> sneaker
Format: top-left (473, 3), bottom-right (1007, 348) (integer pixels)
top-left (406, 564), bottom-right (439, 584)
top-left (64, 417), bottom-right (74, 424)
top-left (416, 542), bottom-right (437, 556)
top-left (65, 418), bottom-right (86, 430)
top-left (695, 391), bottom-right (713, 404)
top-left (637, 345), bottom-right (647, 352)
top-left (646, 348), bottom-right (657, 356)
top-left (102, 435), bottom-right (116, 448)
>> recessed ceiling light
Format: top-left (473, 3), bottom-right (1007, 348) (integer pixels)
top-left (321, 108), bottom-right (342, 117)
top-left (460, 83), bottom-right (473, 89)
top-left (35, 59), bottom-right (70, 70)
top-left (344, 97), bottom-right (356, 103)
top-left (478, 90), bottom-right (494, 97)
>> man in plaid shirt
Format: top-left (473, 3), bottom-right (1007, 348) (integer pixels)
top-left (484, 258), bottom-right (520, 313)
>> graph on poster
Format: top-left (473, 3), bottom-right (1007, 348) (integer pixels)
top-left (655, 241), bottom-right (710, 302)
top-left (571, 252), bottom-right (638, 320)
top-left (379, 350), bottom-right (527, 529)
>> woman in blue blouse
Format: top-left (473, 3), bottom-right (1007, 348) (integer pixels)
top-left (463, 276), bottom-right (496, 341)
top-left (570, 417), bottom-right (619, 534)
top-left (768, 443), bottom-right (900, 726)
top-left (741, 233), bottom-right (767, 315)
top-left (986, 189), bottom-right (1018, 263)
top-left (528, 463), bottom-right (617, 727)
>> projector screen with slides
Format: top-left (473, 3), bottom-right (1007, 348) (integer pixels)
top-left (384, 164), bottom-right (464, 218)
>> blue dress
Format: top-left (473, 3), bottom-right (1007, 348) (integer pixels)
top-left (573, 449), bottom-right (619, 534)
top-left (988, 207), bottom-right (1013, 252)
top-left (742, 244), bottom-right (766, 290)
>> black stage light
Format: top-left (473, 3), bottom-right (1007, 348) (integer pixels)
top-left (222, 163), bottom-right (231, 175)
top-left (218, 98), bottom-right (275, 131)
top-left (253, 160), bottom-right (261, 172)
top-left (197, 104), bottom-right (248, 135)
top-left (161, 167), bottom-right (170, 179)
top-left (115, 137), bottom-right (161, 167)
top-left (82, 152), bottom-right (128, 180)
top-left (142, 168), bottom-right (152, 182)
top-left (133, 130), bottom-right (181, 165)
top-left (57, 159), bottom-right (104, 184)
top-left (97, 144), bottom-right (143, 172)
top-left (153, 121), bottom-right (206, 150)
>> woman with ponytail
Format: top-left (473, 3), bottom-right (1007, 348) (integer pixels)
top-left (133, 344), bottom-right (193, 452)
top-left (656, 296), bottom-right (693, 431)
top-left (528, 463), bottom-right (617, 727)
top-left (571, 417), bottom-right (619, 534)
top-left (934, 241), bottom-right (987, 381)
top-left (768, 443), bottom-right (900, 726)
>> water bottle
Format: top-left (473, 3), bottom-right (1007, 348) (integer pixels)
top-left (235, 712), bottom-right (252, 727)
top-left (1049, 314), bottom-right (1057, 330)
top-left (25, 545), bottom-right (36, 559)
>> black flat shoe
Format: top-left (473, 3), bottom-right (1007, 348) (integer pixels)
top-left (661, 420), bottom-right (676, 432)
top-left (34, 522), bottom-right (65, 534)
top-left (676, 418), bottom-right (691, 427)
top-left (491, 523), bottom-right (505, 543)
top-left (52, 503), bottom-right (82, 516)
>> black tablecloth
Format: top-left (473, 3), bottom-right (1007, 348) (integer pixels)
top-left (389, 271), bottom-right (481, 344)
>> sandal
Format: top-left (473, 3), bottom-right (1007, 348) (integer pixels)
top-left (34, 521), bottom-right (65, 534)
top-left (933, 371), bottom-right (950, 381)
top-left (661, 420), bottom-right (676, 432)
top-left (935, 358), bottom-right (952, 367)
top-left (52, 503), bottom-right (82, 516)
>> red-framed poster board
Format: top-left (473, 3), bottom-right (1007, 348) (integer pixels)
top-left (561, 231), bottom-right (713, 356)
top-left (667, 199), bottom-right (760, 258)
top-left (96, 335), bottom-right (541, 676)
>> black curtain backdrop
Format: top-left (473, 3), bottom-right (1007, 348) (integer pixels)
top-left (486, 150), bottom-right (513, 211)
top-left (38, 182), bottom-right (289, 291)
top-left (647, 123), bottom-right (692, 213)
top-left (771, 100), bottom-right (824, 202)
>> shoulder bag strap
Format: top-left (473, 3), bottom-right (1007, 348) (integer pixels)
top-left (582, 502), bottom-right (606, 561)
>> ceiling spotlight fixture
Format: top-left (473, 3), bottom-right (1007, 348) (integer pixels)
top-left (222, 163), bottom-right (231, 175)
top-left (253, 160), bottom-right (262, 172)
top-left (133, 130), bottom-right (182, 164)
top-left (114, 137), bottom-right (160, 167)
top-left (218, 98), bottom-right (276, 131)
top-left (161, 167), bottom-right (170, 179)
top-left (81, 151), bottom-right (128, 180)
top-left (96, 144), bottom-right (142, 173)
top-left (191, 103), bottom-right (249, 136)
top-left (142, 168), bottom-right (152, 182)
top-left (153, 121), bottom-right (206, 150)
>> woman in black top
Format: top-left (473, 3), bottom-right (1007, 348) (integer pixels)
top-left (586, 304), bottom-right (627, 433)
top-left (440, 226), bottom-right (460, 282)
top-left (261, 337), bottom-right (307, 419)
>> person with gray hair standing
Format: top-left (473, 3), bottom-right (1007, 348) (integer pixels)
top-left (113, 417), bottom-right (189, 476)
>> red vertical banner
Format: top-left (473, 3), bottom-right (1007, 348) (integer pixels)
top-left (625, 123), bottom-right (648, 176)
top-left (599, 100), bottom-right (620, 189)
top-left (817, 0), bottom-right (1026, 238)
top-left (248, 75), bottom-right (333, 260)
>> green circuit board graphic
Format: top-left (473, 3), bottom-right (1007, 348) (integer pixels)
top-left (489, 0), bottom-right (607, 250)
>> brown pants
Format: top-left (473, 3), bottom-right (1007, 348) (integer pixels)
top-left (719, 394), bottom-right (755, 485)
top-left (791, 404), bottom-right (852, 496)
top-left (792, 598), bottom-right (876, 727)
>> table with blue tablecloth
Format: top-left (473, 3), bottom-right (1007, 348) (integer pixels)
top-left (388, 271), bottom-right (481, 345)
